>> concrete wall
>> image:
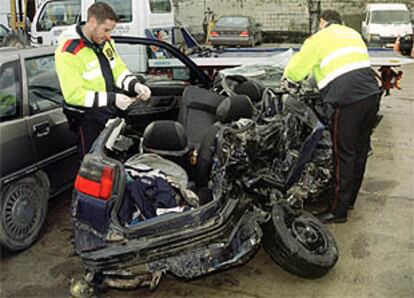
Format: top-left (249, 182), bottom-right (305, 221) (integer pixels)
top-left (173, 0), bottom-right (414, 34)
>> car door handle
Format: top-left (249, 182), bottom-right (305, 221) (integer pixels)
top-left (33, 122), bottom-right (50, 137)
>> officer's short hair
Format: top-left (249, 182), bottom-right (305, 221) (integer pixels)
top-left (87, 2), bottom-right (118, 23)
top-left (320, 10), bottom-right (342, 24)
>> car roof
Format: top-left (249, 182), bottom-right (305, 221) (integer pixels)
top-left (0, 46), bottom-right (56, 63)
top-left (366, 3), bottom-right (408, 11)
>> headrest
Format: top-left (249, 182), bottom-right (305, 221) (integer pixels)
top-left (143, 120), bottom-right (188, 155)
top-left (233, 80), bottom-right (265, 102)
top-left (216, 95), bottom-right (254, 123)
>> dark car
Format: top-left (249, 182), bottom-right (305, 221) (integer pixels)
top-left (69, 37), bottom-right (338, 296)
top-left (210, 15), bottom-right (263, 47)
top-left (0, 46), bottom-right (78, 251)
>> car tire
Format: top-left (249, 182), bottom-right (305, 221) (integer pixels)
top-left (1, 31), bottom-right (30, 48)
top-left (262, 205), bottom-right (338, 279)
top-left (0, 177), bottom-right (48, 251)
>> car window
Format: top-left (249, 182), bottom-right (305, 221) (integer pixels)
top-left (146, 44), bottom-right (191, 82)
top-left (36, 0), bottom-right (81, 31)
top-left (370, 10), bottom-right (411, 24)
top-left (216, 17), bottom-right (250, 27)
top-left (149, 0), bottom-right (172, 13)
top-left (26, 55), bottom-right (64, 114)
top-left (0, 61), bottom-right (21, 122)
top-left (98, 0), bottom-right (133, 23)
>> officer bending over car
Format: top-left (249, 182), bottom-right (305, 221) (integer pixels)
top-left (284, 10), bottom-right (381, 224)
top-left (55, 2), bottom-right (151, 158)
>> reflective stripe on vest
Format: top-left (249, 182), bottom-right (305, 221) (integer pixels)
top-left (317, 60), bottom-right (371, 89)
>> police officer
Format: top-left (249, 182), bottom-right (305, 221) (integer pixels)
top-left (55, 2), bottom-right (151, 157)
top-left (284, 10), bottom-right (381, 223)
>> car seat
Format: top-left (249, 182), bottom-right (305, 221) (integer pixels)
top-left (177, 85), bottom-right (226, 151)
top-left (194, 95), bottom-right (254, 190)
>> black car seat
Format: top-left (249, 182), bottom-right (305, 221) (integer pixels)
top-left (142, 120), bottom-right (190, 171)
top-left (177, 86), bottom-right (226, 151)
top-left (220, 75), bottom-right (265, 103)
top-left (195, 95), bottom-right (254, 191)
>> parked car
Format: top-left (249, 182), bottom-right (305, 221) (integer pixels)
top-left (69, 37), bottom-right (338, 297)
top-left (0, 46), bottom-right (78, 252)
top-left (210, 15), bottom-right (263, 47)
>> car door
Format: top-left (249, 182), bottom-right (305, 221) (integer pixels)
top-left (0, 57), bottom-right (36, 182)
top-left (22, 49), bottom-right (78, 194)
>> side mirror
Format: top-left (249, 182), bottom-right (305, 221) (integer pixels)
top-left (37, 36), bottom-right (43, 44)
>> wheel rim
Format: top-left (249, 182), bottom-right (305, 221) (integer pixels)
top-left (4, 185), bottom-right (42, 240)
top-left (291, 219), bottom-right (328, 254)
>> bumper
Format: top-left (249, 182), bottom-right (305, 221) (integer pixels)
top-left (210, 36), bottom-right (253, 46)
top-left (74, 193), bottom-right (265, 279)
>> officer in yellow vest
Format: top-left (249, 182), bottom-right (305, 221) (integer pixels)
top-left (55, 2), bottom-right (151, 157)
top-left (284, 10), bottom-right (381, 223)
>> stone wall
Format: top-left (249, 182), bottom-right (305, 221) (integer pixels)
top-left (174, 0), bottom-right (414, 34)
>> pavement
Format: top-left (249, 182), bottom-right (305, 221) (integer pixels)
top-left (1, 64), bottom-right (413, 298)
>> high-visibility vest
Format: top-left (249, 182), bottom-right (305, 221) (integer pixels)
top-left (55, 25), bottom-right (135, 108)
top-left (284, 24), bottom-right (371, 89)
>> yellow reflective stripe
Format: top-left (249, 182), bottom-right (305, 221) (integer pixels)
top-left (317, 61), bottom-right (371, 89)
top-left (82, 68), bottom-right (101, 81)
top-left (321, 47), bottom-right (368, 69)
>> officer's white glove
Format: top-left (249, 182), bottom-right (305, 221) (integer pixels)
top-left (115, 93), bottom-right (135, 111)
top-left (134, 83), bottom-right (151, 101)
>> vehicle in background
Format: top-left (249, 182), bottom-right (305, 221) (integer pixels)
top-left (0, 46), bottom-right (78, 252)
top-left (209, 15), bottom-right (263, 47)
top-left (30, 0), bottom-right (175, 73)
top-left (362, 3), bottom-right (413, 48)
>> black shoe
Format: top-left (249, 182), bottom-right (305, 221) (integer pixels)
top-left (317, 212), bottom-right (347, 224)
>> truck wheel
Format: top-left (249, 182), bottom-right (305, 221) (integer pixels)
top-left (0, 177), bottom-right (48, 251)
top-left (1, 31), bottom-right (30, 48)
top-left (262, 205), bottom-right (338, 278)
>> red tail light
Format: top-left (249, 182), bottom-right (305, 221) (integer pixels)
top-left (75, 166), bottom-right (114, 200)
top-left (240, 31), bottom-right (249, 37)
top-left (210, 31), bottom-right (219, 37)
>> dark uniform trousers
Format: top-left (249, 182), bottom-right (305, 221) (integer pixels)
top-left (330, 94), bottom-right (380, 217)
top-left (78, 118), bottom-right (104, 158)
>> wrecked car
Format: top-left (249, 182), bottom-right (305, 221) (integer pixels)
top-left (70, 37), bottom-right (338, 295)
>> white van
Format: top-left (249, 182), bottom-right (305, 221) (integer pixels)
top-left (362, 3), bottom-right (413, 47)
top-left (30, 0), bottom-right (175, 72)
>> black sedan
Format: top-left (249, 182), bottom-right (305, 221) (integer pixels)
top-left (0, 46), bottom-right (78, 251)
top-left (210, 16), bottom-right (263, 47)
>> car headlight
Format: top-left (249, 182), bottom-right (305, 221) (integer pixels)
top-left (368, 34), bottom-right (381, 42)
